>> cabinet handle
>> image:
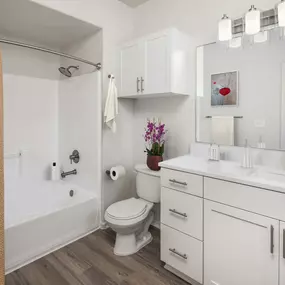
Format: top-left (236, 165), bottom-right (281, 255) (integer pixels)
top-left (169, 209), bottom-right (188, 218)
top-left (270, 225), bottom-right (274, 254)
top-left (141, 77), bottom-right (144, 92)
top-left (283, 229), bottom-right (285, 259)
top-left (169, 248), bottom-right (188, 260)
top-left (169, 179), bottom-right (187, 186)
top-left (137, 77), bottom-right (140, 93)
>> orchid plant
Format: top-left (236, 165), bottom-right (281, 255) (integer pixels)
top-left (144, 118), bottom-right (167, 156)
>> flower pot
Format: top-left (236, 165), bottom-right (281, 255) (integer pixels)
top-left (147, 155), bottom-right (163, 171)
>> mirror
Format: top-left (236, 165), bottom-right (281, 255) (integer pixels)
top-left (196, 29), bottom-right (285, 151)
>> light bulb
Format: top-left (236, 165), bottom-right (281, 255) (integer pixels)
top-left (278, 0), bottom-right (285, 27)
top-left (245, 5), bottom-right (261, 35)
top-left (218, 14), bottom-right (232, 41)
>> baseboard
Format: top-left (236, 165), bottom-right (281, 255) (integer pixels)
top-left (164, 264), bottom-right (201, 285)
top-left (6, 227), bottom-right (100, 274)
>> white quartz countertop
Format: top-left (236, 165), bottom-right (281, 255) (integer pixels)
top-left (159, 155), bottom-right (285, 194)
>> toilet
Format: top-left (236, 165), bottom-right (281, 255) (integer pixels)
top-left (105, 164), bottom-right (160, 256)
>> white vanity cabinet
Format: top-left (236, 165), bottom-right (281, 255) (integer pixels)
top-left (159, 156), bottom-right (285, 285)
top-left (160, 168), bottom-right (203, 285)
top-left (118, 28), bottom-right (192, 98)
top-left (120, 42), bottom-right (142, 97)
top-left (204, 200), bottom-right (279, 285)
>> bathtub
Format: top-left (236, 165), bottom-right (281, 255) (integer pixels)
top-left (5, 179), bottom-right (99, 273)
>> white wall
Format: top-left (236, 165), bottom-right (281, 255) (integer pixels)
top-left (60, 30), bottom-right (103, 77)
top-left (2, 44), bottom-right (59, 181)
top-left (134, 0), bottom-right (277, 44)
top-left (31, 0), bottom-right (136, 212)
top-left (58, 72), bottom-right (101, 193)
top-left (131, 0), bottom-right (279, 165)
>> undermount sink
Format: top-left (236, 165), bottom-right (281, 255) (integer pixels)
top-left (250, 169), bottom-right (285, 184)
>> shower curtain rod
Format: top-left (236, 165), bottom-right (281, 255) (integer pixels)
top-left (0, 38), bottom-right (102, 70)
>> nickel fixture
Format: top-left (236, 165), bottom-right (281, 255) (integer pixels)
top-left (218, 1), bottom-right (285, 45)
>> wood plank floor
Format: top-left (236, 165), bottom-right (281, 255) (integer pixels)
top-left (6, 227), bottom-right (190, 285)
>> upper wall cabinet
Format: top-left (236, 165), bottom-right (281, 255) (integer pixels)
top-left (118, 28), bottom-right (193, 98)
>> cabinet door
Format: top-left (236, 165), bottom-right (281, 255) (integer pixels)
top-left (143, 33), bottom-right (169, 94)
top-left (120, 43), bottom-right (141, 97)
top-left (204, 200), bottom-right (279, 285)
top-left (281, 222), bottom-right (285, 285)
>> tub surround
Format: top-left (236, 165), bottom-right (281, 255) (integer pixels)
top-left (159, 155), bottom-right (285, 285)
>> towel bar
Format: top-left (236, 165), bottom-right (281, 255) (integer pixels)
top-left (205, 116), bottom-right (243, 119)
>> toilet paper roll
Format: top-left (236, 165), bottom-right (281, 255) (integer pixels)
top-left (110, 165), bottom-right (126, 181)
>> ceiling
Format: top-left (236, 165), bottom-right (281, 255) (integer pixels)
top-left (118, 0), bottom-right (150, 8)
top-left (0, 0), bottom-right (100, 50)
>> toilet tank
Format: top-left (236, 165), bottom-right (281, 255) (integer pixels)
top-left (135, 164), bottom-right (161, 203)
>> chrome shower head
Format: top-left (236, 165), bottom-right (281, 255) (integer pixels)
top-left (59, 65), bottom-right (79, 77)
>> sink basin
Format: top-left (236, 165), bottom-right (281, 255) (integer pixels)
top-left (251, 169), bottom-right (285, 184)
top-left (207, 160), bottom-right (256, 177)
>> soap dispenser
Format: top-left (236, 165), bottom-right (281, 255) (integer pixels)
top-left (242, 139), bottom-right (253, 168)
top-left (257, 135), bottom-right (266, 149)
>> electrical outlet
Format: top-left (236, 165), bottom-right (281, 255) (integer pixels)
top-left (254, 119), bottom-right (266, 128)
top-left (211, 281), bottom-right (220, 285)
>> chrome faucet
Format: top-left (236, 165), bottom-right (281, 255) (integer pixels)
top-left (61, 169), bottom-right (77, 179)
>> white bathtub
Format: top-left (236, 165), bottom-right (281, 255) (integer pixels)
top-left (5, 179), bottom-right (99, 273)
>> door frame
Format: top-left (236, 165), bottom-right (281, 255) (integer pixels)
top-left (0, 50), bottom-right (4, 284)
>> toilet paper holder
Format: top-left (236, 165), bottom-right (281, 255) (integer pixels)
top-left (106, 166), bottom-right (126, 180)
top-left (106, 170), bottom-right (117, 178)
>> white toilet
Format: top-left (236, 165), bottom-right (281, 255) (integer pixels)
top-left (105, 164), bottom-right (160, 256)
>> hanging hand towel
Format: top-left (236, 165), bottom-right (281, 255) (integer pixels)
top-left (104, 76), bottom-right (118, 133)
top-left (211, 116), bottom-right (235, 146)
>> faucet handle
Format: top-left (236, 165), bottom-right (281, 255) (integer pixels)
top-left (69, 150), bottom-right (80, 164)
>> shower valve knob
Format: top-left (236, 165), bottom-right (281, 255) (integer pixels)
top-left (69, 150), bottom-right (80, 164)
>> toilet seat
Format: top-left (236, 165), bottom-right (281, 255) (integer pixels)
top-left (105, 198), bottom-right (153, 226)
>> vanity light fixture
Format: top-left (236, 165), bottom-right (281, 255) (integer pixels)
top-left (218, 14), bottom-right (232, 41)
top-left (278, 0), bottom-right (285, 27)
top-left (245, 5), bottom-right (261, 35)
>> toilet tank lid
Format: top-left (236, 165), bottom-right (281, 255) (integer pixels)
top-left (135, 164), bottom-right (161, 177)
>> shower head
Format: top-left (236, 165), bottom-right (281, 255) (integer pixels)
top-left (59, 65), bottom-right (79, 77)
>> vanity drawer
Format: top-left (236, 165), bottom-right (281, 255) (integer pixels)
top-left (161, 187), bottom-right (203, 240)
top-left (161, 168), bottom-right (203, 197)
top-left (204, 177), bottom-right (285, 221)
top-left (161, 224), bottom-right (203, 284)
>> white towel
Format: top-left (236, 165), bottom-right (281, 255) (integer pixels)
top-left (211, 116), bottom-right (234, 146)
top-left (104, 77), bottom-right (118, 133)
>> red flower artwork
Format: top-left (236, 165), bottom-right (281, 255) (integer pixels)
top-left (219, 87), bottom-right (231, 96)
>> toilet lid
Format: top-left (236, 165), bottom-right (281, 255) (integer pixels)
top-left (106, 198), bottom-right (148, 220)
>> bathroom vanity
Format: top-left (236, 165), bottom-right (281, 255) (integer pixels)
top-left (159, 155), bottom-right (285, 285)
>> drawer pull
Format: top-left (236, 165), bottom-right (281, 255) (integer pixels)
top-left (270, 225), bottom-right (274, 254)
top-left (169, 248), bottom-right (188, 260)
top-left (283, 229), bottom-right (285, 259)
top-left (169, 208), bottom-right (188, 218)
top-left (137, 77), bottom-right (140, 93)
top-left (169, 179), bottom-right (187, 186)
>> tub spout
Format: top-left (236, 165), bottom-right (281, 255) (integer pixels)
top-left (61, 169), bottom-right (77, 179)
